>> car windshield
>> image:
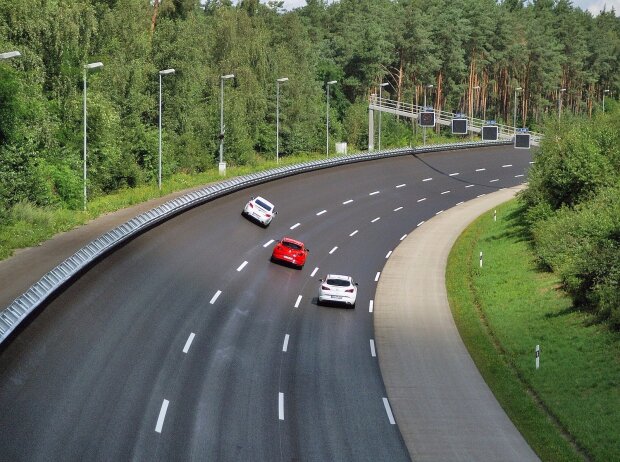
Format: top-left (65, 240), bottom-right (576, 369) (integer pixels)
top-left (255, 199), bottom-right (272, 211)
top-left (282, 241), bottom-right (302, 250)
top-left (326, 279), bottom-right (351, 287)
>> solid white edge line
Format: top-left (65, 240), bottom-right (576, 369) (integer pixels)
top-left (311, 267), bottom-right (319, 277)
top-left (329, 246), bottom-right (338, 254)
top-left (282, 334), bottom-right (290, 352)
top-left (371, 217), bottom-right (380, 223)
top-left (417, 197), bottom-right (426, 202)
top-left (209, 290), bottom-right (222, 304)
top-left (393, 207), bottom-right (403, 212)
top-left (182, 333), bottom-right (195, 354)
top-left (422, 177), bottom-right (432, 182)
top-left (417, 221), bottom-right (425, 227)
top-left (475, 168), bottom-right (486, 172)
top-left (342, 199), bottom-right (353, 205)
top-left (369, 191), bottom-right (380, 196)
top-left (375, 272), bottom-right (380, 282)
top-left (263, 239), bottom-right (275, 248)
top-left (237, 261), bottom-right (248, 272)
top-left (349, 230), bottom-right (358, 237)
top-left (294, 295), bottom-right (302, 308)
top-left (395, 183), bottom-right (406, 188)
top-left (279, 393), bottom-right (284, 420)
top-left (370, 339), bottom-right (376, 357)
top-left (155, 399), bottom-right (169, 433)
top-left (316, 210), bottom-right (327, 216)
top-left (383, 397), bottom-right (396, 425)
top-left (441, 190), bottom-right (450, 195)
top-left (400, 234), bottom-right (407, 241)
top-left (385, 251), bottom-right (392, 259)
top-left (369, 300), bottom-right (374, 312)
top-left (290, 223), bottom-right (300, 229)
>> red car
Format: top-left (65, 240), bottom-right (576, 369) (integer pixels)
top-left (271, 237), bottom-right (309, 269)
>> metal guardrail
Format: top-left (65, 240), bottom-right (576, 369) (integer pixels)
top-left (0, 140), bottom-right (512, 345)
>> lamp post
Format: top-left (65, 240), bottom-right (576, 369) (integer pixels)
top-left (276, 77), bottom-right (288, 164)
top-left (603, 89), bottom-right (610, 113)
top-left (378, 82), bottom-right (389, 150)
top-left (423, 84), bottom-right (433, 146)
top-left (83, 61), bottom-right (103, 211)
top-left (472, 85), bottom-right (480, 140)
top-left (219, 74), bottom-right (235, 176)
top-left (558, 88), bottom-right (566, 120)
top-left (326, 80), bottom-right (337, 157)
top-left (513, 87), bottom-right (522, 133)
top-left (158, 68), bottom-right (175, 191)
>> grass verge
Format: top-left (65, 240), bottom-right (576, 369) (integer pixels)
top-left (446, 199), bottom-right (620, 461)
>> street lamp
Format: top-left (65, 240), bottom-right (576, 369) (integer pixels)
top-left (219, 73), bottom-right (235, 176)
top-left (0, 51), bottom-right (21, 60)
top-left (83, 61), bottom-right (103, 211)
top-left (326, 80), bottom-right (337, 157)
top-left (158, 68), bottom-right (175, 191)
top-left (558, 88), bottom-right (566, 120)
top-left (378, 82), bottom-right (389, 150)
top-left (276, 77), bottom-right (289, 164)
top-left (603, 89), bottom-right (610, 113)
top-left (423, 84), bottom-right (433, 146)
top-left (513, 87), bottom-right (522, 133)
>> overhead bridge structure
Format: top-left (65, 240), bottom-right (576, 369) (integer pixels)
top-left (368, 94), bottom-right (540, 150)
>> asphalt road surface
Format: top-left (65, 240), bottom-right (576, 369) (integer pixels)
top-left (0, 146), bottom-right (531, 461)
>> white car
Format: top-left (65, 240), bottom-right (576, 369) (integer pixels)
top-left (318, 274), bottom-right (358, 308)
top-left (242, 196), bottom-right (276, 227)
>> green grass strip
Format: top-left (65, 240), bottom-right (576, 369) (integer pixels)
top-left (447, 199), bottom-right (620, 461)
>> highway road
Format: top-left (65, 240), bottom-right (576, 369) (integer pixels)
top-left (0, 145), bottom-right (531, 461)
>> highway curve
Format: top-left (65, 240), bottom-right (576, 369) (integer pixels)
top-left (0, 145), bottom-right (531, 461)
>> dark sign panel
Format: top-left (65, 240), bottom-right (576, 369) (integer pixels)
top-left (452, 118), bottom-right (468, 135)
top-left (514, 133), bottom-right (531, 149)
top-left (419, 111), bottom-right (435, 128)
top-left (481, 125), bottom-right (498, 141)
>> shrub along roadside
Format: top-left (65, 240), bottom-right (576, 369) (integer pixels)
top-left (447, 199), bottom-right (620, 461)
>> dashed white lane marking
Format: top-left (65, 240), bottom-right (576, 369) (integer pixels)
top-left (383, 397), bottom-right (396, 425)
top-left (371, 217), bottom-right (381, 223)
top-left (290, 223), bottom-right (300, 230)
top-left (329, 246), bottom-right (338, 254)
top-left (370, 339), bottom-right (376, 357)
top-left (182, 333), bottom-right (195, 354)
top-left (417, 197), bottom-right (427, 203)
top-left (155, 399), bottom-right (169, 433)
top-left (393, 206), bottom-right (403, 212)
top-left (417, 221), bottom-right (425, 227)
top-left (385, 251), bottom-right (392, 259)
top-left (349, 230), bottom-right (359, 237)
top-left (210, 290), bottom-right (222, 304)
top-left (294, 295), bottom-right (302, 308)
top-left (529, 161), bottom-right (535, 164)
top-left (263, 239), bottom-right (275, 248)
top-left (475, 168), bottom-right (486, 172)
top-left (436, 210), bottom-right (444, 215)
top-left (311, 267), bottom-right (319, 277)
top-left (441, 190), bottom-right (450, 195)
top-left (279, 393), bottom-right (284, 420)
top-left (490, 179), bottom-right (499, 183)
top-left (465, 184), bottom-right (475, 188)
top-left (502, 164), bottom-right (513, 167)
top-left (375, 272), bottom-right (381, 282)
top-left (400, 234), bottom-right (407, 241)
top-left (449, 172), bottom-right (460, 176)
top-left (456, 201), bottom-right (464, 206)
top-left (477, 194), bottom-right (486, 197)
top-left (282, 334), bottom-right (290, 352)
top-left (395, 183), bottom-right (406, 188)
top-left (369, 300), bottom-right (374, 313)
top-left (316, 210), bottom-right (327, 216)
top-left (515, 174), bottom-right (524, 178)
top-left (369, 191), bottom-right (380, 196)
top-left (342, 199), bottom-right (354, 205)
top-left (237, 261), bottom-right (248, 272)
top-left (422, 177), bottom-right (432, 182)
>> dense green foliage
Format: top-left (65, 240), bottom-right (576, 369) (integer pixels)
top-left (520, 102), bottom-right (620, 329)
top-left (0, 0), bottom-right (618, 214)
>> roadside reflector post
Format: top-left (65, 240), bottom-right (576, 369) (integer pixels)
top-left (536, 344), bottom-right (540, 369)
top-left (494, 209), bottom-right (497, 222)
top-left (479, 251), bottom-right (483, 268)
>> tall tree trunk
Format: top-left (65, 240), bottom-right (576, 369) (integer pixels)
top-left (151, 0), bottom-right (160, 36)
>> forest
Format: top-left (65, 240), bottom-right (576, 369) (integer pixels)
top-left (0, 0), bottom-right (618, 211)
